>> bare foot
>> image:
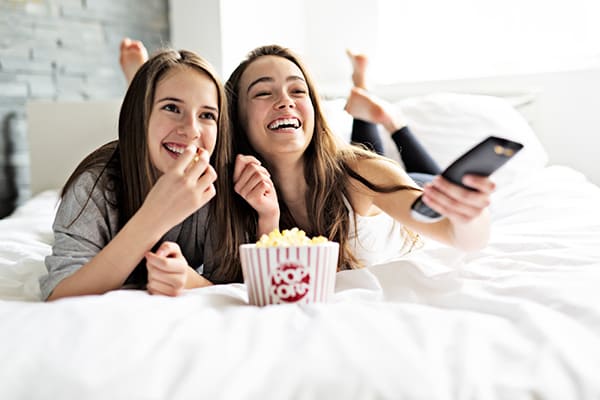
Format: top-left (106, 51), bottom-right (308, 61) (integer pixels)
top-left (346, 49), bottom-right (369, 89)
top-left (119, 38), bottom-right (149, 84)
top-left (344, 87), bottom-right (406, 134)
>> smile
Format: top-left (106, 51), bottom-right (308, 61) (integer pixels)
top-left (268, 118), bottom-right (301, 131)
top-left (163, 143), bottom-right (186, 158)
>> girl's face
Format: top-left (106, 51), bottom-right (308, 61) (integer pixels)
top-left (237, 56), bottom-right (315, 162)
top-left (147, 66), bottom-right (219, 174)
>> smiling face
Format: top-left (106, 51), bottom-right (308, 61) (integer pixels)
top-left (147, 66), bottom-right (219, 174)
top-left (237, 55), bottom-right (315, 163)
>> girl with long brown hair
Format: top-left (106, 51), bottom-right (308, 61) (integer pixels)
top-left (225, 45), bottom-right (495, 273)
top-left (41, 48), bottom-right (237, 300)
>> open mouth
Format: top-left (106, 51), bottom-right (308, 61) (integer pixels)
top-left (163, 143), bottom-right (186, 157)
top-left (268, 118), bottom-right (302, 131)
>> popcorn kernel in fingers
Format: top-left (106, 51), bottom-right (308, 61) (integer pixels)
top-left (192, 148), bottom-right (201, 163)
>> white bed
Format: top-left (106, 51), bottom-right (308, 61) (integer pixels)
top-left (1, 92), bottom-right (600, 400)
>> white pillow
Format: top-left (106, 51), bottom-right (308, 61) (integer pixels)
top-left (320, 98), bottom-right (353, 144)
top-left (322, 92), bottom-right (549, 187)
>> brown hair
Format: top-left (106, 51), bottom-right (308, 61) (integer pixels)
top-left (61, 48), bottom-right (239, 281)
top-left (224, 45), bottom-right (418, 273)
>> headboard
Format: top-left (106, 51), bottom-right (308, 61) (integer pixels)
top-left (26, 100), bottom-right (121, 195)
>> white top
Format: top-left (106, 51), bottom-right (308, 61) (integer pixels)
top-left (344, 196), bottom-right (423, 267)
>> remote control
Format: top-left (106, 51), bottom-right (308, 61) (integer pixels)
top-left (410, 136), bottom-right (524, 223)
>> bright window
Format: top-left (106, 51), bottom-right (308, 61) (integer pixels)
top-left (372, 0), bottom-right (600, 83)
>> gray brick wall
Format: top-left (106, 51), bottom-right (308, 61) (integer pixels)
top-left (0, 0), bottom-right (169, 217)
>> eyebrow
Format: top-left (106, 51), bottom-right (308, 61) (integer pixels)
top-left (246, 75), bottom-right (306, 94)
top-left (156, 96), bottom-right (218, 112)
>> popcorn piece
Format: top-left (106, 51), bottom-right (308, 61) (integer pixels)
top-left (256, 228), bottom-right (328, 247)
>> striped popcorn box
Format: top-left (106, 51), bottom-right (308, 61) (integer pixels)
top-left (239, 242), bottom-right (339, 306)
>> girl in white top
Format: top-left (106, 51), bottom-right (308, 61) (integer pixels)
top-left (224, 45), bottom-right (495, 272)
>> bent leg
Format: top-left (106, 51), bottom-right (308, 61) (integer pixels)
top-left (392, 127), bottom-right (441, 175)
top-left (351, 119), bottom-right (385, 155)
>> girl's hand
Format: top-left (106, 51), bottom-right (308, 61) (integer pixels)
top-left (421, 174), bottom-right (495, 224)
top-left (145, 241), bottom-right (192, 296)
top-left (233, 154), bottom-right (280, 221)
top-left (142, 145), bottom-right (217, 232)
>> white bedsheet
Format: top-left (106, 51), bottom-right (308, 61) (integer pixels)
top-left (1, 165), bottom-right (600, 400)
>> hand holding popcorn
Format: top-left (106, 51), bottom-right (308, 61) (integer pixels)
top-left (233, 155), bottom-right (279, 219)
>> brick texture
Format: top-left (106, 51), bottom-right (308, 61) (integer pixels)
top-left (0, 0), bottom-right (169, 217)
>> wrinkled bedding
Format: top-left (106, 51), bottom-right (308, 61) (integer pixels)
top-left (1, 165), bottom-right (599, 400)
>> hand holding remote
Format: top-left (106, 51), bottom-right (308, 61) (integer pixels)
top-left (410, 136), bottom-right (523, 223)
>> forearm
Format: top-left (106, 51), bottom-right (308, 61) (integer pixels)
top-left (447, 209), bottom-right (491, 252)
top-left (48, 208), bottom-right (166, 300)
top-left (256, 211), bottom-right (280, 239)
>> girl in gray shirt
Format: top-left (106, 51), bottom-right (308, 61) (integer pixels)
top-left (41, 48), bottom-right (240, 300)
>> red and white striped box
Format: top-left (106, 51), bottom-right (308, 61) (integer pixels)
top-left (239, 242), bottom-right (339, 306)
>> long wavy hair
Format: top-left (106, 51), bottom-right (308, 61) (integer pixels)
top-left (61, 48), bottom-right (238, 281)
top-left (224, 44), bottom-right (419, 272)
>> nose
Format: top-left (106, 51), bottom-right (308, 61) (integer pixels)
top-left (275, 92), bottom-right (294, 110)
top-left (176, 113), bottom-right (201, 139)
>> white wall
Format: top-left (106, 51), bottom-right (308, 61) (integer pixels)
top-left (168, 0), bottom-right (223, 73)
top-left (300, 0), bottom-right (378, 89)
top-left (168, 0), bottom-right (600, 186)
top-left (168, 0), bottom-right (370, 80)
top-left (219, 0), bottom-right (307, 78)
top-left (373, 0), bottom-right (600, 83)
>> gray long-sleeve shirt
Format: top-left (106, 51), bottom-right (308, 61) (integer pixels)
top-left (39, 169), bottom-right (213, 300)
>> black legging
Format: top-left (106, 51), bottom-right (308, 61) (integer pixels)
top-left (351, 119), bottom-right (441, 175)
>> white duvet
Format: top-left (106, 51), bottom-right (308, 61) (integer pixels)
top-left (1, 165), bottom-right (600, 400)
top-left (2, 93), bottom-right (600, 399)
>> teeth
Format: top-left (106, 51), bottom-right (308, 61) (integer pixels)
top-left (268, 118), bottom-right (300, 130)
top-left (164, 144), bottom-right (185, 154)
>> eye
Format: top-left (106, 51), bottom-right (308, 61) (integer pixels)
top-left (199, 111), bottom-right (217, 121)
top-left (254, 91), bottom-right (271, 98)
top-left (162, 103), bottom-right (180, 113)
top-left (291, 87), bottom-right (308, 96)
